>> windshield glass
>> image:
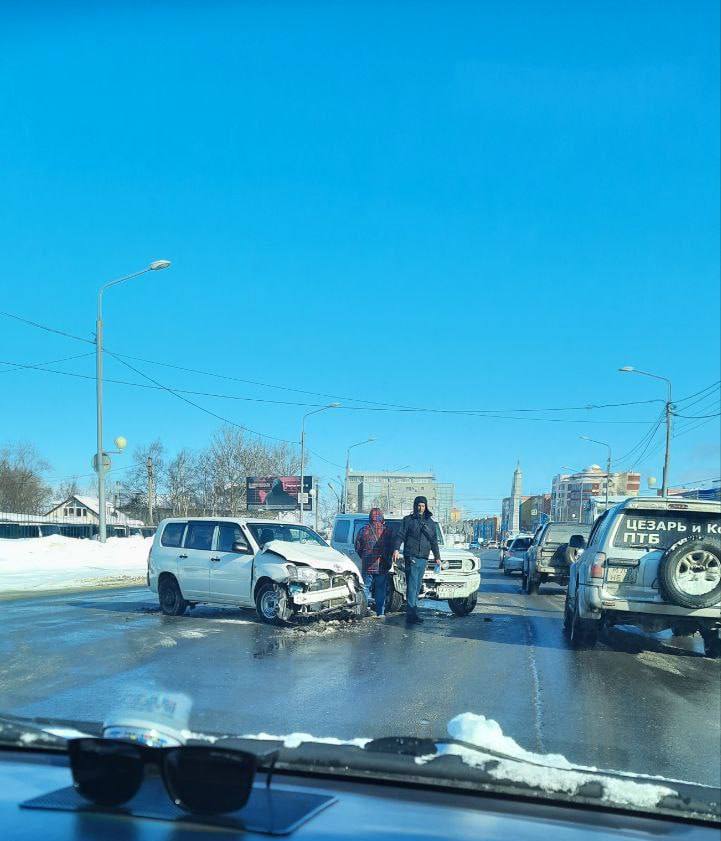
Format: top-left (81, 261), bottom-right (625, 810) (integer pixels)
top-left (247, 523), bottom-right (327, 547)
top-left (1, 0), bottom-right (720, 827)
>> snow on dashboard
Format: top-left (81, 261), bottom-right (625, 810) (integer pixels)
top-left (0, 535), bottom-right (151, 595)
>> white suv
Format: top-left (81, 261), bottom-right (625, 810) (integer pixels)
top-left (148, 517), bottom-right (367, 624)
top-left (330, 513), bottom-right (481, 616)
top-left (564, 497), bottom-right (721, 657)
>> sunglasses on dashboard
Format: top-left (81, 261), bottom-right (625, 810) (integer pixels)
top-left (67, 738), bottom-right (277, 815)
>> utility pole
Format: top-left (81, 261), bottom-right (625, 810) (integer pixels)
top-left (314, 482), bottom-right (320, 533)
top-left (146, 457), bottom-right (155, 526)
top-left (619, 367), bottom-right (673, 497)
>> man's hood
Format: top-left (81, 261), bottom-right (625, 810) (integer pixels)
top-left (259, 540), bottom-right (359, 574)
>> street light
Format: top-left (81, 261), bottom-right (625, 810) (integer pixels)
top-left (95, 259), bottom-right (171, 542)
top-left (299, 403), bottom-right (341, 523)
top-left (619, 366), bottom-right (673, 496)
top-left (343, 437), bottom-right (376, 513)
top-left (580, 435), bottom-right (612, 511)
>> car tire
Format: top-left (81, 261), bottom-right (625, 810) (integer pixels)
top-left (568, 597), bottom-right (598, 649)
top-left (351, 587), bottom-right (370, 619)
top-left (448, 592), bottom-right (478, 616)
top-left (526, 574), bottom-right (540, 595)
top-left (658, 537), bottom-right (721, 609)
top-left (255, 582), bottom-right (293, 626)
top-left (158, 576), bottom-right (188, 616)
top-left (386, 586), bottom-right (405, 614)
top-left (562, 594), bottom-right (572, 631)
top-left (702, 629), bottom-right (721, 659)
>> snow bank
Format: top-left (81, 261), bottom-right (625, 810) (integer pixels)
top-left (240, 731), bottom-right (371, 749)
top-left (0, 535), bottom-right (151, 595)
top-left (422, 713), bottom-right (677, 811)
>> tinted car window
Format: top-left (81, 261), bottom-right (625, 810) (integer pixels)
top-left (184, 522), bottom-right (215, 551)
top-left (544, 524), bottom-right (592, 545)
top-left (161, 522), bottom-right (186, 547)
top-left (612, 510), bottom-right (721, 550)
top-left (332, 520), bottom-right (350, 542)
top-left (217, 523), bottom-right (247, 553)
top-left (510, 537), bottom-right (532, 550)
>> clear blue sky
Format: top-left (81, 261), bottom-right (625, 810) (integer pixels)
top-left (1, 1), bottom-right (719, 515)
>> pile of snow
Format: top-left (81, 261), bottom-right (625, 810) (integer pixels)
top-left (425, 713), bottom-right (678, 810)
top-left (0, 535), bottom-right (151, 595)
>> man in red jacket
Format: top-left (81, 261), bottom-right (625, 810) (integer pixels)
top-left (354, 507), bottom-right (392, 616)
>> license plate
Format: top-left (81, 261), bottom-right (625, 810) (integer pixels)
top-left (607, 567), bottom-right (637, 584)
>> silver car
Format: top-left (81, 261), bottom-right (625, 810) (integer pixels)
top-left (564, 497), bottom-right (721, 657)
top-left (502, 535), bottom-right (533, 575)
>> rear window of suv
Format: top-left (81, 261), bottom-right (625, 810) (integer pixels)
top-left (612, 509), bottom-right (721, 550)
top-left (545, 524), bottom-right (591, 546)
top-left (160, 522), bottom-right (186, 547)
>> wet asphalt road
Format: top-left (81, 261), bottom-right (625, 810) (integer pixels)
top-left (2, 551), bottom-right (720, 787)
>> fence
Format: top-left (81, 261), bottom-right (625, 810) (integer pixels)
top-left (0, 510), bottom-right (155, 540)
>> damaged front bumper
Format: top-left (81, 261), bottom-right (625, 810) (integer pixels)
top-left (286, 574), bottom-right (362, 615)
top-left (421, 572), bottom-right (480, 600)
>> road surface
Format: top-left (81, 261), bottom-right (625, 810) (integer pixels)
top-left (2, 551), bottom-right (719, 787)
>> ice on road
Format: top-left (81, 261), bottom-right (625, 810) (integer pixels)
top-left (0, 535), bottom-right (150, 595)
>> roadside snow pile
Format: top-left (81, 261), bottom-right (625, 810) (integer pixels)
top-left (0, 535), bottom-right (151, 595)
top-left (420, 713), bottom-right (678, 811)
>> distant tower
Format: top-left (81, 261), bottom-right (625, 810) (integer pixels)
top-left (510, 461), bottom-right (522, 534)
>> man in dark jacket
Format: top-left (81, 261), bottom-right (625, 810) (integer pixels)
top-left (392, 495), bottom-right (441, 624)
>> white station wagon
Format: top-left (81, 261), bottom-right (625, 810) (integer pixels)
top-left (148, 517), bottom-right (367, 624)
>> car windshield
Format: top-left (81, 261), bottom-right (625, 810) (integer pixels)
top-left (1, 1), bottom-right (720, 828)
top-left (247, 523), bottom-right (327, 547)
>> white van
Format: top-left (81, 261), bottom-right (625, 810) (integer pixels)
top-left (148, 517), bottom-right (366, 624)
top-left (330, 513), bottom-right (481, 616)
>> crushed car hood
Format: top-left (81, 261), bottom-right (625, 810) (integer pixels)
top-left (259, 540), bottom-right (359, 575)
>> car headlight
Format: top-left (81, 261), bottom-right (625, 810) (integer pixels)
top-left (463, 558), bottom-right (477, 572)
top-left (295, 566), bottom-right (318, 584)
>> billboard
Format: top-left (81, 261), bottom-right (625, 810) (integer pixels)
top-left (246, 476), bottom-right (314, 511)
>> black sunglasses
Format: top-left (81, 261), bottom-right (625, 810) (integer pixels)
top-left (67, 738), bottom-right (277, 815)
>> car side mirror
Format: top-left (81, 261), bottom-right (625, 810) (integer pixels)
top-left (233, 541), bottom-right (252, 554)
top-left (569, 534), bottom-right (586, 549)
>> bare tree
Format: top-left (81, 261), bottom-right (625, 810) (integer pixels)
top-left (167, 449), bottom-right (195, 516)
top-left (119, 439), bottom-right (166, 522)
top-left (0, 442), bottom-right (52, 514)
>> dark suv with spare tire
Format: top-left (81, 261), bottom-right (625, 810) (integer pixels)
top-left (563, 497), bottom-right (721, 657)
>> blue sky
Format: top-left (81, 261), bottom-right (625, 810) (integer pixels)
top-left (1, 1), bottom-right (719, 515)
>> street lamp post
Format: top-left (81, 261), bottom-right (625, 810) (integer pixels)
top-left (343, 438), bottom-right (376, 513)
top-left (580, 435), bottom-right (612, 511)
top-left (619, 366), bottom-right (673, 496)
top-left (299, 404), bottom-right (341, 524)
top-left (95, 260), bottom-right (171, 542)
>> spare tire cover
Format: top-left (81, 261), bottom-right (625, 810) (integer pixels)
top-left (657, 537), bottom-right (721, 609)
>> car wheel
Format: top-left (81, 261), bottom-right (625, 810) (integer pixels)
top-left (350, 587), bottom-right (370, 619)
top-left (569, 598), bottom-right (598, 649)
top-left (526, 573), bottom-right (540, 595)
top-left (386, 586), bottom-right (404, 613)
top-left (521, 571), bottom-right (528, 591)
top-left (448, 592), bottom-right (478, 616)
top-left (702, 629), bottom-right (721, 659)
top-left (158, 576), bottom-right (188, 617)
top-left (562, 594), bottom-right (572, 632)
top-left (658, 537), bottom-right (721, 609)
top-left (255, 582), bottom-right (292, 625)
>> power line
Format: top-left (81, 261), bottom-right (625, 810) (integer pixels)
top-left (674, 410), bottom-right (721, 419)
top-left (674, 380), bottom-right (721, 408)
top-left (0, 308), bottom-right (675, 417)
top-left (0, 356), bottom-right (661, 423)
top-left (105, 351), bottom-right (298, 445)
top-left (0, 352), bottom-right (95, 373)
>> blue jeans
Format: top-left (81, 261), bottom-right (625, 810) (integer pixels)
top-left (404, 556), bottom-right (426, 613)
top-left (363, 573), bottom-right (388, 616)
